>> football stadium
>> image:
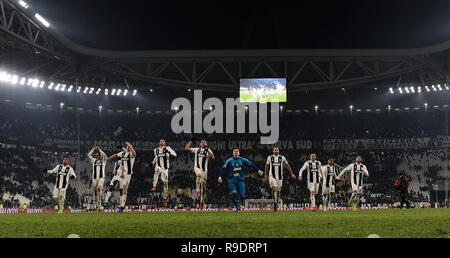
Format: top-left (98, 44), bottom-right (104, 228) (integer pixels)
top-left (0, 0), bottom-right (449, 247)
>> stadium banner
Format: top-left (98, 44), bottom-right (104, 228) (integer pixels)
top-left (323, 137), bottom-right (431, 150)
top-left (39, 138), bottom-right (312, 152)
top-left (434, 135), bottom-right (450, 148)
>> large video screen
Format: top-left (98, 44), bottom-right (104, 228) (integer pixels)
top-left (240, 78), bottom-right (287, 102)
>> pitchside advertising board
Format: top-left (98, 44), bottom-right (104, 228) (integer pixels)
top-left (0, 205), bottom-right (394, 214)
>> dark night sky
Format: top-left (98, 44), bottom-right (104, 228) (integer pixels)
top-left (26, 0), bottom-right (450, 51)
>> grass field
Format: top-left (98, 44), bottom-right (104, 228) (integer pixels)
top-left (0, 209), bottom-right (449, 238)
top-left (240, 92), bottom-right (287, 102)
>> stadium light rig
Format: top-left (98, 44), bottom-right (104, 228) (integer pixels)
top-left (389, 83), bottom-right (449, 95)
top-left (35, 13), bottom-right (50, 28)
top-left (18, 1), bottom-right (29, 9)
top-left (0, 69), bottom-right (136, 97)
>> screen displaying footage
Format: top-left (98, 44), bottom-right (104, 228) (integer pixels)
top-left (239, 78), bottom-right (287, 102)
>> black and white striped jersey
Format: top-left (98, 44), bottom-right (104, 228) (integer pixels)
top-left (116, 150), bottom-right (136, 175)
top-left (190, 147), bottom-right (213, 172)
top-left (338, 163), bottom-right (369, 186)
top-left (153, 146), bottom-right (177, 170)
top-left (266, 155), bottom-right (288, 180)
top-left (47, 165), bottom-right (76, 189)
top-left (87, 148), bottom-right (107, 180)
top-left (299, 160), bottom-right (322, 183)
top-left (321, 165), bottom-right (339, 188)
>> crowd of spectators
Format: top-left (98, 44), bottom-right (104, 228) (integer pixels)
top-left (0, 101), bottom-right (449, 209)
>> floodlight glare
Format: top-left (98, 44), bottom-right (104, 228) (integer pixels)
top-left (18, 1), bottom-right (29, 9)
top-left (35, 13), bottom-right (50, 27)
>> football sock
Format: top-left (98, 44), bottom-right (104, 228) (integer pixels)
top-left (196, 177), bottom-right (201, 194)
top-left (310, 194), bottom-right (316, 208)
top-left (163, 184), bottom-right (168, 200)
top-left (120, 189), bottom-right (127, 207)
top-left (200, 184), bottom-right (205, 204)
top-left (153, 172), bottom-right (159, 187)
top-left (232, 192), bottom-right (239, 210)
top-left (105, 191), bottom-right (111, 202)
top-left (273, 190), bottom-right (278, 204)
top-left (58, 196), bottom-right (64, 211)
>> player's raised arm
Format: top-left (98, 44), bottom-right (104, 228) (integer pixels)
top-left (337, 164), bottom-right (352, 179)
top-left (298, 162), bottom-right (308, 181)
top-left (243, 158), bottom-right (263, 176)
top-left (44, 165), bottom-right (60, 176)
top-left (167, 146), bottom-right (177, 157)
top-left (185, 138), bottom-right (194, 151)
top-left (206, 147), bottom-right (215, 159)
top-left (126, 142), bottom-right (136, 157)
top-left (87, 146), bottom-right (96, 162)
top-left (69, 167), bottom-right (76, 179)
top-left (98, 147), bottom-right (107, 160)
top-left (362, 165), bottom-right (369, 177)
top-left (107, 153), bottom-right (119, 161)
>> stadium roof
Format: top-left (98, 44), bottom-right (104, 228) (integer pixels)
top-left (0, 0), bottom-right (449, 92)
top-left (26, 0), bottom-right (450, 50)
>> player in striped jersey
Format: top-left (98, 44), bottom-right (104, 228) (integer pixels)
top-left (43, 156), bottom-right (76, 213)
top-left (151, 139), bottom-right (177, 207)
top-left (107, 142), bottom-right (136, 213)
top-left (264, 147), bottom-right (296, 211)
top-left (185, 137), bottom-right (215, 209)
top-left (298, 154), bottom-right (322, 210)
top-left (87, 145), bottom-right (107, 211)
top-left (337, 156), bottom-right (369, 210)
top-left (320, 159), bottom-right (339, 211)
top-left (104, 160), bottom-right (122, 205)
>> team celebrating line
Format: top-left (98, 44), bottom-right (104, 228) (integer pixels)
top-left (43, 138), bottom-right (369, 213)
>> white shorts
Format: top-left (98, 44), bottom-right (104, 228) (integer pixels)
top-left (52, 188), bottom-right (67, 199)
top-left (307, 182), bottom-right (320, 193)
top-left (352, 184), bottom-right (363, 194)
top-left (109, 175), bottom-right (121, 186)
top-left (117, 166), bottom-right (133, 189)
top-left (322, 185), bottom-right (335, 195)
top-left (269, 177), bottom-right (283, 189)
top-left (194, 167), bottom-right (207, 183)
top-left (92, 178), bottom-right (105, 189)
top-left (155, 166), bottom-right (169, 183)
top-left (120, 174), bottom-right (132, 189)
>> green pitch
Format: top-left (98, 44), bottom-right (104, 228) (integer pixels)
top-left (0, 209), bottom-right (449, 238)
top-left (240, 92), bottom-right (287, 102)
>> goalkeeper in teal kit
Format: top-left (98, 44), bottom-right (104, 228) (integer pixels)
top-left (218, 148), bottom-right (264, 213)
